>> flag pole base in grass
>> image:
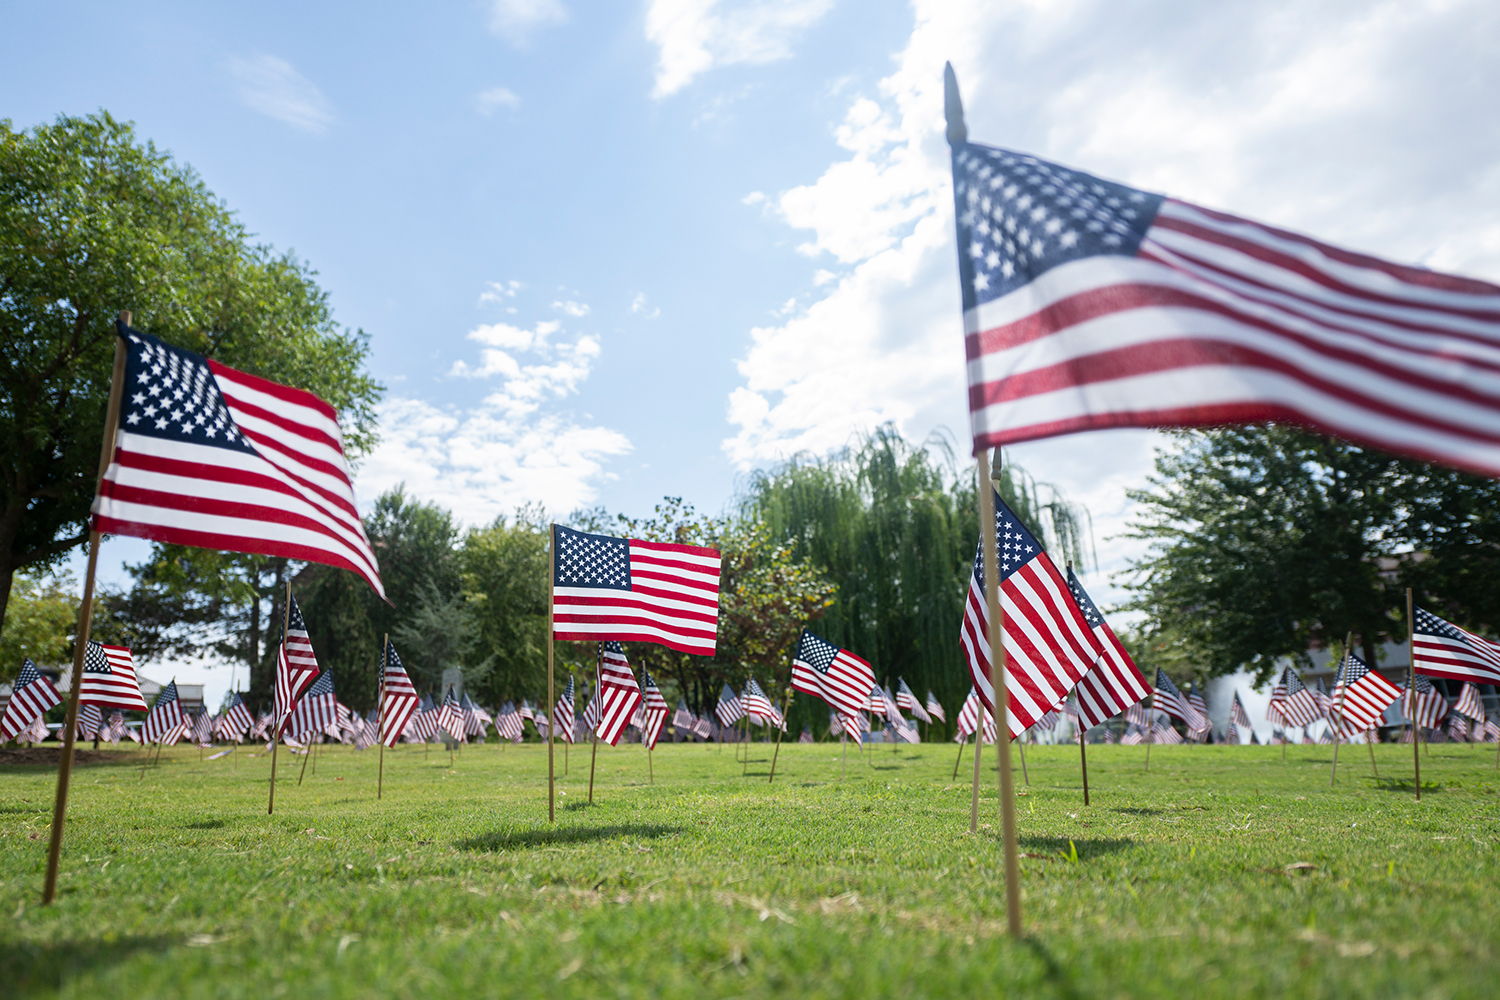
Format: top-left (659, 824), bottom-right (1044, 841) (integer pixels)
top-left (1079, 730), bottom-right (1091, 806)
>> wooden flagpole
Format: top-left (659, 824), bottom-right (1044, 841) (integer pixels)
top-left (42, 319), bottom-right (127, 904)
top-left (1145, 695), bottom-right (1153, 771)
top-left (1330, 631), bottom-right (1353, 786)
top-left (268, 580), bottom-right (292, 814)
top-left (1079, 727), bottom-right (1091, 806)
top-left (969, 706), bottom-right (984, 831)
top-left (546, 524), bottom-right (557, 822)
top-left (767, 688), bottom-right (793, 784)
top-left (377, 640), bottom-right (387, 799)
top-left (1407, 588), bottom-right (1421, 799)
top-left (587, 651), bottom-right (600, 804)
top-left (1017, 733), bottom-right (1030, 785)
top-left (976, 448), bottom-right (1023, 936)
top-left (952, 731), bottom-right (967, 780)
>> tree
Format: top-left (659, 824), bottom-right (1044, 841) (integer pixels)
top-left (458, 508), bottom-right (550, 706)
top-left (0, 572), bottom-right (77, 669)
top-left (1122, 426), bottom-right (1500, 682)
top-left (737, 426), bottom-right (1090, 727)
top-left (0, 111), bottom-right (380, 632)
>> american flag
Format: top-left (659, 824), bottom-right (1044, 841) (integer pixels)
top-left (865, 688), bottom-right (887, 718)
top-left (1032, 709), bottom-right (1058, 732)
top-left (691, 715), bottom-right (711, 740)
top-left (1268, 666), bottom-right (1322, 728)
top-left (1413, 607), bottom-right (1500, 686)
top-left (741, 678), bottom-right (783, 730)
top-left (275, 595), bottom-right (320, 735)
top-left (79, 641), bottom-right (148, 711)
top-left (20, 715), bottom-right (50, 742)
top-left (496, 702), bottom-right (524, 742)
top-left (77, 703), bottom-right (103, 740)
top-left (517, 700), bottom-right (535, 723)
top-left (408, 695), bottom-right (439, 742)
top-left (1186, 685), bottom-right (1211, 736)
top-left (1150, 722), bottom-right (1183, 745)
top-left (641, 670), bottom-right (670, 750)
top-left (1, 660), bottom-right (61, 741)
top-left (955, 687), bottom-right (997, 744)
top-left (1119, 726), bottom-right (1145, 746)
top-left (216, 692), bottom-right (254, 741)
top-left (1230, 691), bottom-right (1253, 731)
top-left (579, 682), bottom-right (602, 738)
top-left (673, 699), bottom-right (694, 730)
top-left (896, 678), bottom-right (932, 723)
top-left (1153, 669), bottom-right (1208, 734)
top-left (142, 679), bottom-right (185, 744)
top-left (789, 629), bottom-right (875, 719)
top-left (960, 489), bottom-right (1103, 737)
top-left (1447, 714), bottom-right (1470, 742)
top-left (379, 644), bottom-right (420, 748)
top-left (190, 710), bottom-right (214, 747)
top-left (249, 711), bottom-right (272, 741)
top-left (715, 683), bottom-right (745, 727)
top-left (551, 524), bottom-right (721, 655)
top-left (92, 322), bottom-right (385, 596)
top-left (950, 142), bottom-right (1500, 477)
top-left (288, 671), bottom-right (338, 739)
top-left (436, 688), bottom-right (465, 741)
top-left (1064, 568), bottom-right (1150, 730)
top-left (461, 693), bottom-right (491, 739)
top-left (1331, 653), bottom-right (1402, 737)
top-left (1452, 681), bottom-right (1486, 722)
top-left (104, 710), bottom-right (126, 743)
top-left (595, 643), bottom-right (644, 746)
top-left (924, 690), bottom-right (946, 723)
top-left (1313, 679), bottom-right (1334, 719)
top-left (552, 676), bottom-right (577, 744)
top-left (798, 728), bottom-right (813, 744)
top-left (1402, 673), bottom-right (1447, 729)
top-left (1224, 717), bottom-right (1241, 745)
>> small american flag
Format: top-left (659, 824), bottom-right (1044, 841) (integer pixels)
top-left (79, 641), bottom-right (148, 711)
top-left (741, 678), bottom-right (783, 730)
top-left (551, 524), bottom-right (721, 655)
top-left (595, 643), bottom-right (643, 746)
top-left (1, 660), bottom-right (61, 741)
top-left (954, 687), bottom-right (997, 744)
top-left (496, 702), bottom-right (525, 742)
top-left (1150, 722), bottom-right (1183, 745)
top-left (142, 679), bottom-right (185, 744)
top-left (190, 710), bottom-right (214, 747)
top-left (960, 489), bottom-right (1103, 737)
top-left (691, 715), bottom-right (711, 740)
top-left (77, 703), bottom-right (103, 740)
top-left (1412, 607), bottom-right (1500, 686)
top-left (641, 671), bottom-right (669, 750)
top-left (1064, 569), bottom-right (1150, 731)
top-left (1224, 717), bottom-right (1241, 745)
top-left (1186, 685), bottom-right (1211, 736)
top-left (436, 688), bottom-right (465, 741)
top-left (461, 693), bottom-right (491, 738)
top-left (950, 143), bottom-right (1500, 478)
top-left (1447, 713), bottom-right (1470, 742)
top-left (288, 671), bottom-right (338, 740)
top-left (673, 699), bottom-right (694, 730)
top-left (553, 676), bottom-right (577, 744)
top-left (580, 682), bottom-right (602, 737)
top-left (1402, 674), bottom-right (1447, 729)
top-left (895, 678), bottom-right (932, 723)
top-left (924, 690), bottom-right (946, 723)
top-left (1153, 669), bottom-right (1208, 734)
top-left (1269, 666), bottom-right (1322, 728)
top-left (1331, 653), bottom-right (1402, 737)
top-left (789, 629), bottom-right (875, 719)
top-left (104, 710), bottom-right (126, 743)
top-left (379, 644), bottom-right (420, 748)
top-left (216, 692), bottom-right (254, 741)
top-left (275, 596), bottom-right (320, 735)
top-left (92, 322), bottom-right (384, 597)
top-left (1230, 691), bottom-right (1253, 730)
top-left (714, 683), bottom-right (745, 727)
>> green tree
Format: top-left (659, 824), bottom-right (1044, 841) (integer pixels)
top-left (458, 508), bottom-right (550, 706)
top-left (0, 572), bottom-right (77, 670)
top-left (1122, 426), bottom-right (1500, 681)
top-left (0, 111), bottom-right (380, 632)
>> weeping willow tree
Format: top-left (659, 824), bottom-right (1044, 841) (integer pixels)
top-left (738, 425), bottom-right (1090, 733)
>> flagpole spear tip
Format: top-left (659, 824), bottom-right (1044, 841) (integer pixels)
top-left (943, 62), bottom-right (967, 147)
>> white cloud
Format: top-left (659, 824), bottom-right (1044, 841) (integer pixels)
top-left (723, 0), bottom-right (1500, 607)
top-left (486, 0), bottom-right (568, 44)
top-left (552, 299), bottom-right (590, 317)
top-left (645, 0), bottom-right (835, 98)
top-left (475, 86), bottom-right (522, 114)
top-left (630, 292), bottom-right (661, 319)
top-left (226, 53), bottom-right (333, 133)
top-left (360, 316), bottom-right (627, 524)
top-left (478, 279), bottom-right (523, 305)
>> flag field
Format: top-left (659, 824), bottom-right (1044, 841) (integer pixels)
top-left (3, 743), bottom-right (1498, 998)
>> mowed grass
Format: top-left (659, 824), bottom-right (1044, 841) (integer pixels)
top-left (2, 738), bottom-right (1498, 999)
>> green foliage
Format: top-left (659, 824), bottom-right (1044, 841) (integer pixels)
top-left (739, 426), bottom-right (1090, 727)
top-left (1123, 427), bottom-right (1500, 681)
top-left (3, 744), bottom-right (1499, 998)
top-left (0, 111), bottom-right (380, 633)
top-left (458, 507), bottom-right (550, 706)
top-left (0, 572), bottom-right (77, 669)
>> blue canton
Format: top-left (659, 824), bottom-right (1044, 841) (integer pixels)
top-left (303, 672), bottom-right (334, 699)
top-left (554, 526), bottom-right (631, 590)
top-left (952, 142), bottom-right (1162, 310)
top-left (797, 630), bottom-right (839, 674)
top-left (1065, 570), bottom-right (1104, 628)
top-left (971, 490), bottom-right (1046, 591)
top-left (118, 324), bottom-right (254, 453)
top-left (1415, 609), bottom-right (1461, 640)
top-left (1155, 669), bottom-right (1181, 697)
top-left (84, 641), bottom-right (112, 675)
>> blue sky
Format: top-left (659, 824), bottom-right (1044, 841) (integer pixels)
top-left (10, 0), bottom-right (1500, 707)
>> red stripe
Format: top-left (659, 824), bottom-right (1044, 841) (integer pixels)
top-left (629, 537), bottom-right (721, 561)
top-left (620, 573), bottom-right (721, 605)
top-left (209, 358), bottom-right (337, 420)
top-left (553, 595), bottom-right (719, 628)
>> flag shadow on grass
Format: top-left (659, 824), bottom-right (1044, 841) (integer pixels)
top-left (1016, 835), bottom-right (1134, 860)
top-left (5, 934), bottom-right (179, 995)
top-left (458, 823), bottom-right (681, 851)
top-left (1370, 776), bottom-right (1443, 794)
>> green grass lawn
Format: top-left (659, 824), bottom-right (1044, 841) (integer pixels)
top-left (3, 738), bottom-right (1498, 999)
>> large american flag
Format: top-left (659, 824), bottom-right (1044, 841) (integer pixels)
top-left (1402, 673), bottom-right (1447, 729)
top-left (1, 660), bottom-right (61, 741)
top-left (595, 643), bottom-right (644, 746)
top-left (1064, 569), bottom-right (1150, 731)
top-left (379, 644), bottom-right (420, 748)
top-left (92, 322), bottom-right (384, 596)
top-left (960, 490), bottom-right (1103, 737)
top-left (551, 525), bottom-right (721, 655)
top-left (275, 596), bottom-right (321, 735)
top-left (790, 629), bottom-right (875, 719)
top-left (142, 679), bottom-right (185, 744)
top-left (1413, 607), bottom-right (1500, 686)
top-left (715, 683), bottom-right (745, 727)
top-left (641, 670), bottom-right (670, 750)
top-left (950, 143), bottom-right (1500, 476)
top-left (1331, 653), bottom-right (1402, 737)
top-left (552, 676), bottom-right (576, 744)
top-left (79, 641), bottom-right (149, 711)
